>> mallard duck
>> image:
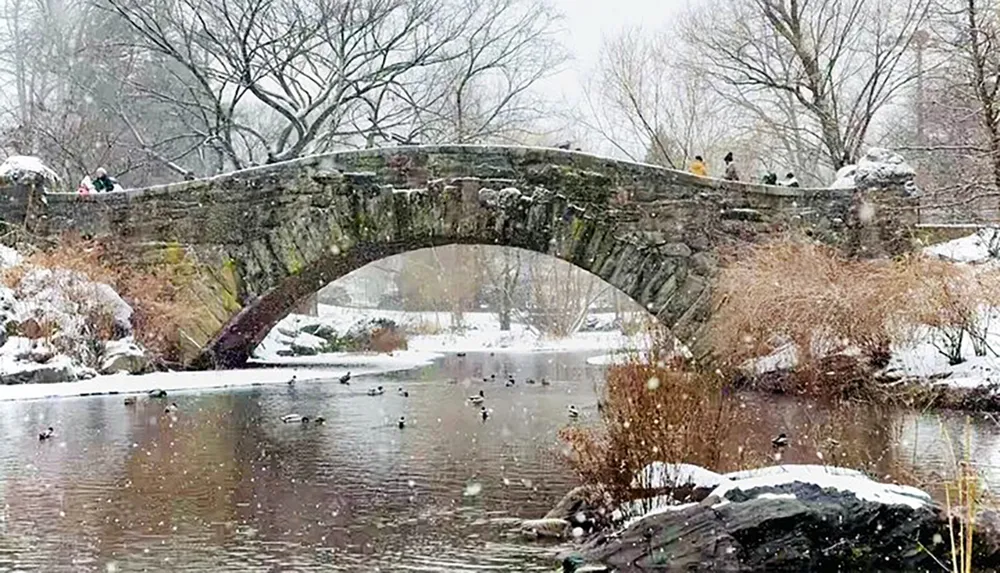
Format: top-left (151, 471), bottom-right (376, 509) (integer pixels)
top-left (562, 555), bottom-right (586, 573)
top-left (772, 433), bottom-right (789, 448)
top-left (505, 379), bottom-right (514, 387)
top-left (397, 387), bottom-right (409, 397)
top-left (339, 372), bottom-right (351, 385)
top-left (540, 378), bottom-right (550, 386)
top-left (314, 417), bottom-right (326, 424)
top-left (398, 416), bottom-right (406, 429)
top-left (367, 386), bottom-right (385, 396)
top-left (567, 405), bottom-right (580, 419)
top-left (468, 390), bottom-right (485, 405)
top-left (148, 389), bottom-right (167, 398)
top-left (288, 375), bottom-right (297, 386)
top-left (164, 402), bottom-right (179, 414)
top-left (457, 352), bottom-right (467, 357)
top-left (38, 427), bottom-right (54, 441)
top-left (526, 378), bottom-right (535, 385)
top-left (281, 414), bottom-right (309, 424)
top-left (480, 407), bottom-right (489, 421)
top-left (123, 396), bottom-right (137, 406)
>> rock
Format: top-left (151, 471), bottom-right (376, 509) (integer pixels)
top-left (854, 148), bottom-right (916, 190)
top-left (519, 518), bottom-right (571, 540)
top-left (659, 243), bottom-right (692, 258)
top-left (1, 355), bottom-right (80, 385)
top-left (28, 344), bottom-right (55, 364)
top-left (100, 339), bottom-right (149, 375)
top-left (289, 342), bottom-right (320, 356)
top-left (545, 485), bottom-right (614, 531)
top-left (577, 465), bottom-right (956, 572)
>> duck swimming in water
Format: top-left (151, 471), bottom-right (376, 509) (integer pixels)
top-left (123, 396), bottom-right (137, 406)
top-left (38, 427), bottom-right (54, 441)
top-left (397, 387), bottom-right (409, 397)
top-left (468, 390), bottom-right (485, 405)
top-left (148, 388), bottom-right (167, 398)
top-left (164, 402), bottom-right (179, 414)
top-left (339, 372), bottom-right (351, 385)
top-left (398, 416), bottom-right (406, 429)
top-left (540, 378), bottom-right (550, 386)
top-left (567, 405), bottom-right (580, 419)
top-left (480, 407), bottom-right (489, 421)
top-left (281, 414), bottom-right (310, 424)
top-left (314, 417), bottom-right (326, 424)
top-left (367, 386), bottom-right (385, 396)
top-left (288, 375), bottom-right (297, 386)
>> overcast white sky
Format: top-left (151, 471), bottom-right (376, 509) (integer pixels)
top-left (542, 0), bottom-right (691, 103)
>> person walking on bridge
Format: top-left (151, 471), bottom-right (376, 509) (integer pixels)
top-left (689, 156), bottom-right (707, 177)
top-left (723, 152), bottom-right (739, 181)
top-left (92, 167), bottom-right (119, 192)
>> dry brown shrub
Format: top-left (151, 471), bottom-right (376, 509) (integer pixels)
top-left (369, 326), bottom-right (408, 353)
top-left (560, 359), bottom-right (741, 503)
top-left (3, 234), bottom-right (201, 364)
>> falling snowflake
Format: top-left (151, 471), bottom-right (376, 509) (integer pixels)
top-left (572, 527), bottom-right (584, 538)
top-left (463, 482), bottom-right (482, 497)
top-left (647, 377), bottom-right (660, 391)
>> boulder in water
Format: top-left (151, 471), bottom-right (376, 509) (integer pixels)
top-left (100, 339), bottom-right (149, 375)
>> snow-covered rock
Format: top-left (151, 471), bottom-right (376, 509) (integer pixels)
top-left (0, 337), bottom-right (96, 384)
top-left (829, 164), bottom-right (857, 189)
top-left (0, 245), bottom-right (21, 269)
top-left (924, 229), bottom-right (999, 264)
top-left (100, 338), bottom-right (148, 375)
top-left (0, 155), bottom-right (60, 185)
top-left (854, 147), bottom-right (917, 191)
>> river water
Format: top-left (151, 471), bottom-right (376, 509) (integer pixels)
top-left (3, 351), bottom-right (1000, 572)
top-left (0, 352), bottom-right (599, 572)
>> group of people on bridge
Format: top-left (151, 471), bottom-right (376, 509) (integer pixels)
top-left (689, 153), bottom-right (799, 188)
top-left (77, 167), bottom-right (121, 194)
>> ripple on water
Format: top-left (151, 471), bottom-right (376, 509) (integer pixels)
top-left (0, 352), bottom-right (600, 571)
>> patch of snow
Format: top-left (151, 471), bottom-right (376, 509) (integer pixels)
top-left (632, 462), bottom-right (725, 489)
top-left (0, 155), bottom-right (60, 183)
top-left (711, 465), bottom-right (930, 510)
top-left (618, 501), bottom-right (699, 529)
top-left (0, 245), bottom-right (21, 270)
top-left (829, 165), bottom-right (857, 189)
top-left (755, 492), bottom-right (797, 501)
top-left (724, 465), bottom-right (865, 480)
top-left (923, 231), bottom-right (995, 264)
top-left (249, 349), bottom-right (442, 369)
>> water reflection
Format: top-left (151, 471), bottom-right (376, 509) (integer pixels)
top-left (4, 353), bottom-right (1000, 571)
top-left (0, 353), bottom-right (597, 572)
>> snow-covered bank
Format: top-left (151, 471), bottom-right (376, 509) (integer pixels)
top-left (0, 350), bottom-right (442, 402)
top-left (254, 304), bottom-right (647, 362)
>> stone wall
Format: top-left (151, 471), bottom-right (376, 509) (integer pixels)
top-left (0, 145), bottom-right (917, 368)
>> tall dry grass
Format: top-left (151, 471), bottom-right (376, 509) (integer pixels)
top-left (2, 234), bottom-right (202, 364)
top-left (709, 240), bottom-right (1000, 398)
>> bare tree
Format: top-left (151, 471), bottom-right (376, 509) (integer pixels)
top-left (681, 0), bottom-right (932, 171)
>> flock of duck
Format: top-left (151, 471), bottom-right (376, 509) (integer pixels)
top-left (36, 368), bottom-right (583, 441)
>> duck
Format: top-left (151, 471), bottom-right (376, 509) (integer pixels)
top-left (288, 375), bottom-right (297, 386)
top-left (397, 387), bottom-right (409, 397)
top-left (398, 416), bottom-right (406, 429)
top-left (367, 386), bottom-right (385, 396)
top-left (526, 378), bottom-right (536, 385)
top-left (490, 374), bottom-right (496, 380)
top-left (505, 379), bottom-right (515, 387)
top-left (123, 396), bottom-right (137, 406)
top-left (38, 427), bottom-right (54, 441)
top-left (540, 378), bottom-right (550, 386)
top-left (281, 414), bottom-right (310, 424)
top-left (468, 390), bottom-right (485, 405)
top-left (314, 417), bottom-right (326, 424)
top-left (339, 372), bottom-right (351, 385)
top-left (148, 388), bottom-right (167, 398)
top-left (164, 402), bottom-right (179, 414)
top-left (457, 352), bottom-right (467, 358)
top-left (567, 405), bottom-right (580, 419)
top-left (562, 555), bottom-right (586, 573)
top-left (772, 433), bottom-right (789, 448)
top-left (480, 407), bottom-right (489, 421)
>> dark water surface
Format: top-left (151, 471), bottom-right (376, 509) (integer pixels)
top-left (0, 353), bottom-right (600, 572)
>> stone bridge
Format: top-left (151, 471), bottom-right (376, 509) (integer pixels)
top-left (0, 146), bottom-right (916, 368)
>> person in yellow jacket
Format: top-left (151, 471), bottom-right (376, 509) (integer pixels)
top-left (689, 155), bottom-right (707, 177)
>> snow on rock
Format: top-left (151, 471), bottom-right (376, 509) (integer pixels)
top-left (0, 155), bottom-right (60, 184)
top-left (0, 336), bottom-right (96, 385)
top-left (710, 464), bottom-right (930, 510)
top-left (829, 164), bottom-right (857, 189)
top-left (632, 462), bottom-right (725, 490)
top-left (924, 230), bottom-right (998, 264)
top-left (854, 148), bottom-right (917, 191)
top-left (100, 338), bottom-right (148, 375)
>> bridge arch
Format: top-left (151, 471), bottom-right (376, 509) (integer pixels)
top-left (5, 145), bottom-right (911, 368)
